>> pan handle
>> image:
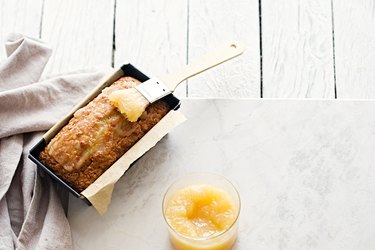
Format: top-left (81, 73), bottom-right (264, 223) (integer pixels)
top-left (158, 41), bottom-right (244, 91)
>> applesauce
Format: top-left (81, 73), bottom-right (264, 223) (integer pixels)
top-left (163, 173), bottom-right (240, 250)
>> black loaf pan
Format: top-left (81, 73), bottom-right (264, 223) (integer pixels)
top-left (28, 64), bottom-right (181, 204)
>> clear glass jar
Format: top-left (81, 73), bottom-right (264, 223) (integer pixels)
top-left (162, 172), bottom-right (241, 250)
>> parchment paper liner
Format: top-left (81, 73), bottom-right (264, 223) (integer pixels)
top-left (82, 111), bottom-right (186, 214)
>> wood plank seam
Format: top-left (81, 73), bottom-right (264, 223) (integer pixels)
top-left (186, 0), bottom-right (190, 97)
top-left (112, 0), bottom-right (117, 67)
top-left (39, 0), bottom-right (45, 39)
top-left (259, 0), bottom-right (263, 98)
top-left (330, 0), bottom-right (337, 99)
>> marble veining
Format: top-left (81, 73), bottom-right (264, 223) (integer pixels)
top-left (68, 99), bottom-right (375, 250)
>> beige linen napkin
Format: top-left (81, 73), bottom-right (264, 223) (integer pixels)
top-left (0, 33), bottom-right (109, 249)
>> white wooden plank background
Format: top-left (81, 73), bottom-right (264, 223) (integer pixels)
top-left (40, 0), bottom-right (114, 76)
top-left (188, 0), bottom-right (260, 98)
top-left (333, 0), bottom-right (375, 99)
top-left (0, 0), bottom-right (43, 60)
top-left (262, 0), bottom-right (335, 98)
top-left (114, 0), bottom-right (187, 98)
top-left (1, 1), bottom-right (375, 98)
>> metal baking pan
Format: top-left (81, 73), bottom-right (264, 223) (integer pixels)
top-left (28, 64), bottom-right (181, 204)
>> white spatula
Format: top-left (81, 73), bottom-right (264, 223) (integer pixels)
top-left (109, 41), bottom-right (244, 122)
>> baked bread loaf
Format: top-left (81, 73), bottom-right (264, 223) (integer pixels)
top-left (39, 76), bottom-right (170, 192)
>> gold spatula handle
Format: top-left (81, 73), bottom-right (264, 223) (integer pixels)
top-left (159, 41), bottom-right (244, 91)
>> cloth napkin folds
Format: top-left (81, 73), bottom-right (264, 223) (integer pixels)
top-left (0, 34), bottom-right (108, 249)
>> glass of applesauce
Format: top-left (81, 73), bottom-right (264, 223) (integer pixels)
top-left (162, 173), bottom-right (241, 250)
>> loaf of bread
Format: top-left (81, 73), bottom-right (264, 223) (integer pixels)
top-left (39, 77), bottom-right (170, 192)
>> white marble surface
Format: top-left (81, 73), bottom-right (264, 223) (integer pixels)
top-left (68, 99), bottom-right (375, 249)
